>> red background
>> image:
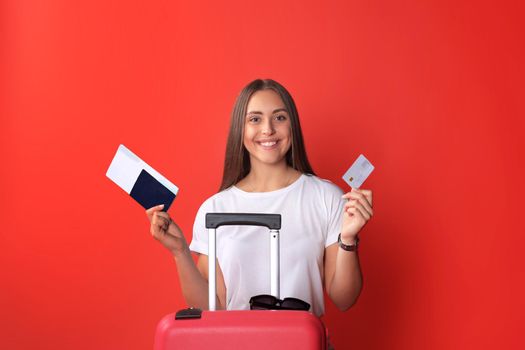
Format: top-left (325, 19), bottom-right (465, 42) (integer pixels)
top-left (1, 0), bottom-right (524, 349)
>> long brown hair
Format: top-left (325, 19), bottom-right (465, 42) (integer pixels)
top-left (219, 79), bottom-right (315, 191)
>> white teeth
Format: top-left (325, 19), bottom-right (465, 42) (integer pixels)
top-left (260, 141), bottom-right (277, 147)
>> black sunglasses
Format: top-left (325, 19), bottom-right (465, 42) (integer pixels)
top-left (249, 294), bottom-right (310, 311)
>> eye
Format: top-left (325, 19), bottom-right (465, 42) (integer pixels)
top-left (275, 114), bottom-right (287, 121)
top-left (248, 115), bottom-right (261, 123)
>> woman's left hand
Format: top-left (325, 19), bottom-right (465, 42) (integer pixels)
top-left (341, 188), bottom-right (373, 242)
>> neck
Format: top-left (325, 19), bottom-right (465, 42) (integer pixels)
top-left (237, 161), bottom-right (301, 192)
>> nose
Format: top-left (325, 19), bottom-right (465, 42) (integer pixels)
top-left (261, 118), bottom-right (275, 135)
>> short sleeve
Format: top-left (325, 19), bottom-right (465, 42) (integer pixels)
top-left (324, 183), bottom-right (346, 247)
top-left (189, 198), bottom-right (213, 255)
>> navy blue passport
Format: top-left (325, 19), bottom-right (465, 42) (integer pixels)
top-left (130, 169), bottom-right (176, 211)
top-left (107, 145), bottom-right (179, 211)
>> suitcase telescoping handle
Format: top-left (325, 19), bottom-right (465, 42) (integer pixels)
top-left (206, 213), bottom-right (281, 229)
top-left (205, 213), bottom-right (282, 311)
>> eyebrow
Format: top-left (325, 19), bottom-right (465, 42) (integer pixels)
top-left (246, 108), bottom-right (288, 115)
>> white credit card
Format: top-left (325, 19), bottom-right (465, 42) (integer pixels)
top-left (106, 144), bottom-right (179, 211)
top-left (342, 154), bottom-right (374, 189)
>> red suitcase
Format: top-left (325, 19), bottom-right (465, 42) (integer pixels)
top-left (154, 213), bottom-right (327, 350)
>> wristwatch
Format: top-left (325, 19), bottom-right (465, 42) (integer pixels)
top-left (338, 233), bottom-right (359, 251)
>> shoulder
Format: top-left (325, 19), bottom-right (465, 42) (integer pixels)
top-left (196, 187), bottom-right (237, 213)
top-left (301, 174), bottom-right (344, 197)
top-left (193, 188), bottom-right (237, 231)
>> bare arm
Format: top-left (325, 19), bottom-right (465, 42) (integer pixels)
top-left (324, 243), bottom-right (362, 311)
top-left (324, 189), bottom-right (372, 311)
top-left (146, 205), bottom-right (227, 310)
top-left (171, 251), bottom-right (227, 310)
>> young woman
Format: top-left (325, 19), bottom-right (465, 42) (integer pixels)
top-left (146, 79), bottom-right (373, 317)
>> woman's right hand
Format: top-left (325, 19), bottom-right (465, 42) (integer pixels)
top-left (146, 204), bottom-right (188, 257)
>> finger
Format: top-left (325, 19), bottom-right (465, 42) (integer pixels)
top-left (345, 207), bottom-right (367, 225)
top-left (351, 189), bottom-right (372, 207)
top-left (341, 191), bottom-right (353, 199)
top-left (150, 219), bottom-right (165, 240)
top-left (343, 192), bottom-right (373, 216)
top-left (146, 204), bottom-right (165, 214)
top-left (146, 204), bottom-right (165, 220)
top-left (151, 220), bottom-right (172, 242)
top-left (349, 193), bottom-right (374, 215)
top-left (154, 210), bottom-right (169, 218)
top-left (166, 219), bottom-right (182, 236)
top-left (151, 212), bottom-right (169, 232)
top-left (350, 187), bottom-right (368, 196)
top-left (154, 211), bottom-right (172, 224)
top-left (343, 189), bottom-right (373, 204)
top-left (358, 189), bottom-right (373, 206)
top-left (345, 200), bottom-right (371, 220)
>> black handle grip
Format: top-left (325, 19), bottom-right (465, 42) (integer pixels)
top-left (205, 213), bottom-right (281, 230)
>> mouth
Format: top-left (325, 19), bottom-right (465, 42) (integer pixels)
top-left (256, 139), bottom-right (279, 149)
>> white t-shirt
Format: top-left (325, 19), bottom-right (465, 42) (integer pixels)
top-left (189, 174), bottom-right (345, 317)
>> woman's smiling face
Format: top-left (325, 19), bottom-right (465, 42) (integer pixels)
top-left (243, 89), bottom-right (292, 168)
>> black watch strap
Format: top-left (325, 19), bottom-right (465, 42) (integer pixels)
top-left (338, 233), bottom-right (359, 251)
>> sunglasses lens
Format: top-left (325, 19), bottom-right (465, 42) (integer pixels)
top-left (281, 298), bottom-right (310, 311)
top-left (249, 295), bottom-right (279, 310)
top-left (251, 295), bottom-right (277, 304)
